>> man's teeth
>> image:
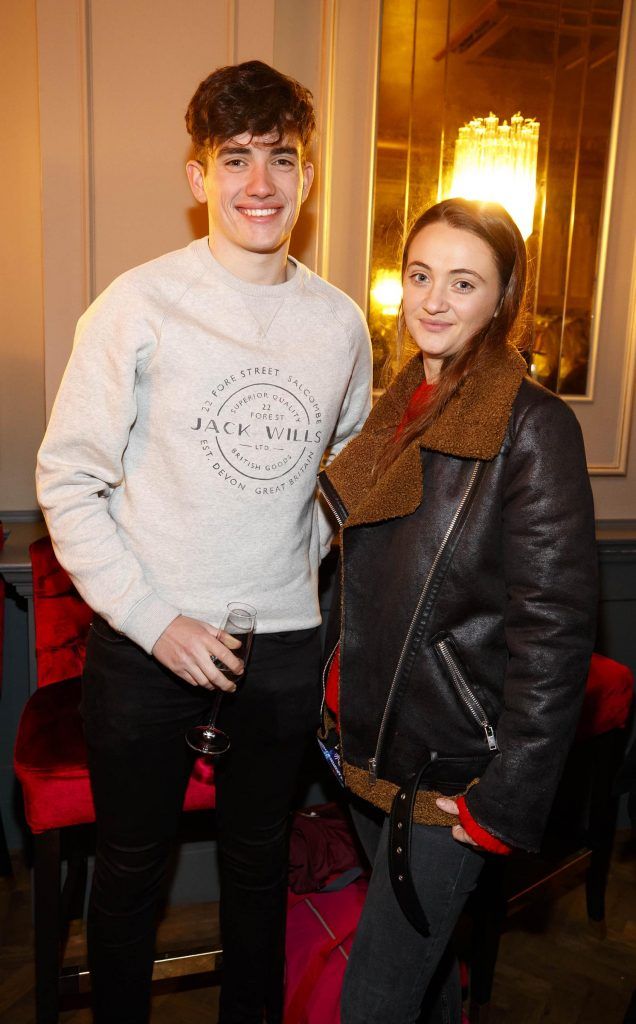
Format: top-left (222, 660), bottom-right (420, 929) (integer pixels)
top-left (241, 208), bottom-right (278, 217)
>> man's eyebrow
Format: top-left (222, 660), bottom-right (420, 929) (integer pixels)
top-left (216, 144), bottom-right (299, 157)
top-left (217, 145), bottom-right (251, 156)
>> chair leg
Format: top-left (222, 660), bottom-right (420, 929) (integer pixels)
top-left (0, 811), bottom-right (12, 877)
top-left (468, 858), bottom-right (507, 1013)
top-left (33, 830), bottom-right (62, 1024)
top-left (61, 832), bottom-right (89, 928)
top-left (585, 729), bottom-right (625, 922)
top-left (623, 989), bottom-right (636, 1024)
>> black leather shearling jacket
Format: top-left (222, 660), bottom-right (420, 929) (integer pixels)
top-left (319, 345), bottom-right (597, 852)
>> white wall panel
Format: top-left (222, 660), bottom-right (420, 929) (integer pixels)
top-left (273, 0), bottom-right (329, 270)
top-left (89, 0), bottom-right (231, 293)
top-left (320, 0), bottom-right (380, 309)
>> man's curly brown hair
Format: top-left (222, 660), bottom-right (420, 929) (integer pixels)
top-left (185, 61), bottom-right (316, 162)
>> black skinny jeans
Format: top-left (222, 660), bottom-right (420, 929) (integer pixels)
top-left (81, 616), bottom-right (321, 1024)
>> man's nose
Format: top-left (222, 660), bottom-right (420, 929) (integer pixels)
top-left (246, 163), bottom-right (275, 198)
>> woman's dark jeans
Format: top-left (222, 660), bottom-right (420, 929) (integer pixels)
top-left (81, 617), bottom-right (321, 1024)
top-left (341, 799), bottom-right (486, 1024)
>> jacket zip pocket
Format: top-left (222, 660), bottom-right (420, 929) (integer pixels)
top-left (370, 460), bottom-right (486, 783)
top-left (433, 635), bottom-right (498, 752)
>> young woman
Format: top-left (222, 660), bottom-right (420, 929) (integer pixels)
top-left (318, 198), bottom-right (598, 1023)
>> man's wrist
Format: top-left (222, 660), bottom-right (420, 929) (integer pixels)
top-left (121, 598), bottom-right (181, 654)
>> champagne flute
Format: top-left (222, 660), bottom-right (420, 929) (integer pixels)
top-left (185, 602), bottom-right (257, 755)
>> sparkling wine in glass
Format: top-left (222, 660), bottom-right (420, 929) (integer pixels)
top-left (185, 602), bottom-right (256, 755)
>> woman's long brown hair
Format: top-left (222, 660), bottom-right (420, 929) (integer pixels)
top-left (373, 198), bottom-right (528, 481)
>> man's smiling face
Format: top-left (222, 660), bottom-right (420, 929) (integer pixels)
top-left (187, 131), bottom-right (314, 267)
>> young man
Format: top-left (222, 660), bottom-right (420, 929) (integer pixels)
top-left (37, 61), bottom-right (372, 1024)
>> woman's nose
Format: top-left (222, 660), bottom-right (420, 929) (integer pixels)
top-left (422, 284), bottom-right (449, 313)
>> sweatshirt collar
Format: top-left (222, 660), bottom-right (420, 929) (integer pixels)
top-left (191, 237), bottom-right (307, 297)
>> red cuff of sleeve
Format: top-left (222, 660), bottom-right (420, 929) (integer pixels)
top-left (456, 796), bottom-right (513, 855)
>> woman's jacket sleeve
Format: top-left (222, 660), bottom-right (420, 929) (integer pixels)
top-left (463, 393), bottom-right (598, 850)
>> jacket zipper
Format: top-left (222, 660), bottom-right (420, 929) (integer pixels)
top-left (320, 641), bottom-right (339, 721)
top-left (318, 473), bottom-right (347, 528)
top-left (368, 461), bottom-right (484, 784)
top-left (433, 638), bottom-right (498, 752)
top-left (317, 473), bottom-right (347, 720)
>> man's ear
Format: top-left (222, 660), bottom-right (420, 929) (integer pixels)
top-left (186, 160), bottom-right (208, 204)
top-left (301, 161), bottom-right (314, 203)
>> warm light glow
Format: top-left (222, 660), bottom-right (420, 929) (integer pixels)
top-left (448, 112), bottom-right (540, 239)
top-left (370, 269), bottom-right (403, 316)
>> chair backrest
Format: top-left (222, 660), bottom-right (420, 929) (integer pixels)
top-left (29, 536), bottom-right (94, 687)
top-left (577, 651), bottom-right (634, 742)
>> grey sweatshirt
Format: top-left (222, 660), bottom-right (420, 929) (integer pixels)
top-left (36, 238), bottom-right (372, 652)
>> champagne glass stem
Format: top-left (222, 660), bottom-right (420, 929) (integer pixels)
top-left (185, 602), bottom-right (256, 756)
top-left (205, 689), bottom-right (224, 732)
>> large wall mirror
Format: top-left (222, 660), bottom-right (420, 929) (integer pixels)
top-left (368, 0), bottom-right (625, 395)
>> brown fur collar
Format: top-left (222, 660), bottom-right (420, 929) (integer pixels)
top-left (324, 344), bottom-right (527, 528)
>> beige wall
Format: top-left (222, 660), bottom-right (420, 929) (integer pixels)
top-left (0, 0), bottom-right (633, 519)
top-left (0, 0), bottom-right (46, 511)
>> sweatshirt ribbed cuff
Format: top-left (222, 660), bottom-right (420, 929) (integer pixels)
top-left (119, 594), bottom-right (181, 654)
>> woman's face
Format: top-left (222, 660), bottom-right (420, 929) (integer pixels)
top-left (402, 221), bottom-right (502, 380)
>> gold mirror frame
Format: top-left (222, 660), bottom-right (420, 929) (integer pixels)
top-left (368, 0), bottom-right (626, 401)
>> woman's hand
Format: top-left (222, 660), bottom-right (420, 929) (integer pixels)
top-left (435, 796), bottom-right (481, 848)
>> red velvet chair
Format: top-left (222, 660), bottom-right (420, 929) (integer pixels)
top-left (0, 519), bottom-right (13, 877)
top-left (14, 536), bottom-right (217, 1024)
top-left (467, 652), bottom-right (634, 1021)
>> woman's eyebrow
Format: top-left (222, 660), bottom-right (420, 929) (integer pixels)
top-left (406, 260), bottom-right (485, 282)
top-left (450, 267), bottom-right (485, 281)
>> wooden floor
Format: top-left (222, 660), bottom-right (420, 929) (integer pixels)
top-left (1, 833), bottom-right (634, 1023)
top-left (482, 832), bottom-right (636, 1023)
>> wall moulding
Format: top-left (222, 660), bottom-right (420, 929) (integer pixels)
top-left (37, 0), bottom-right (92, 419)
top-left (578, 0), bottom-right (635, 476)
top-left (585, 233), bottom-right (636, 477)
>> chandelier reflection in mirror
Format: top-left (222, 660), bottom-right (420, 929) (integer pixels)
top-left (368, 0), bottom-right (625, 395)
top-left (448, 113), bottom-right (540, 240)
